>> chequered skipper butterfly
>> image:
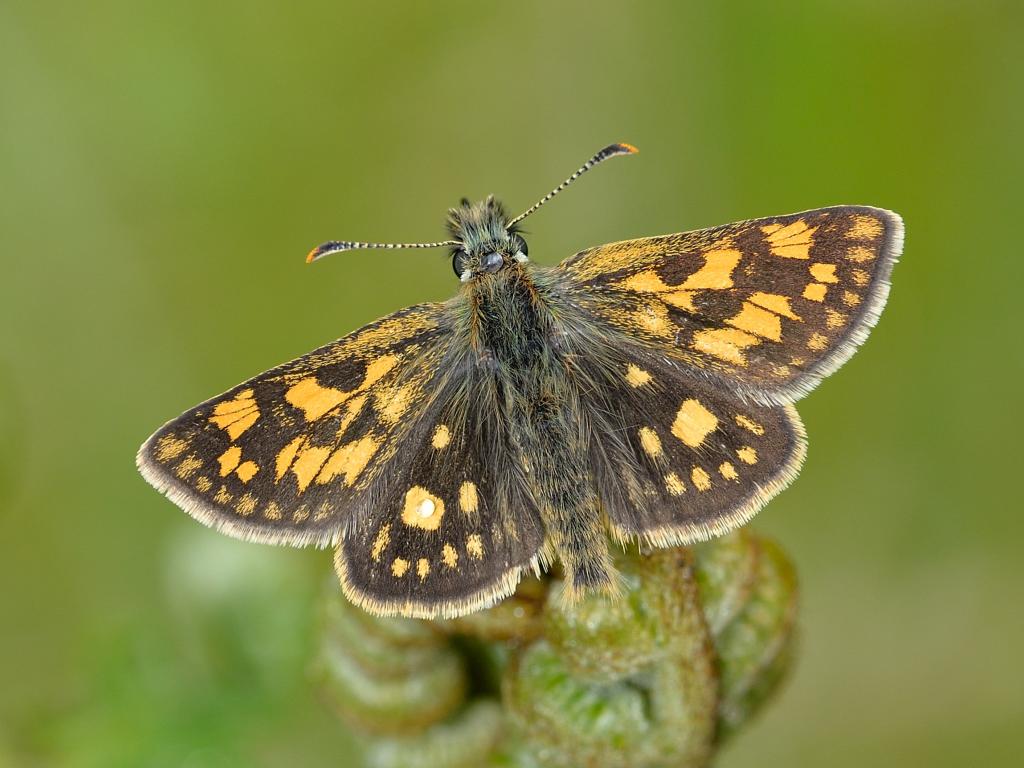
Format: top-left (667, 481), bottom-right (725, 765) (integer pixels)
top-left (138, 144), bottom-right (901, 618)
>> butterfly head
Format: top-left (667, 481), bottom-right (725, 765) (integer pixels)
top-left (447, 196), bottom-right (529, 282)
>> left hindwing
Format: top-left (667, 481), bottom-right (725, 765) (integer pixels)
top-left (577, 347), bottom-right (807, 547)
top-left (558, 206), bottom-right (902, 404)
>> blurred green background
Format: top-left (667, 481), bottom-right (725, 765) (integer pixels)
top-left (2, 1), bottom-right (1022, 765)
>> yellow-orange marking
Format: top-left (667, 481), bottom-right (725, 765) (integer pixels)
top-left (691, 467), bottom-right (712, 491)
top-left (763, 220), bottom-right (816, 259)
top-left (692, 327), bottom-right (760, 365)
top-left (807, 332), bottom-right (829, 351)
top-left (442, 543), bottom-right (459, 569)
top-left (851, 268), bottom-right (870, 286)
top-left (291, 445), bottom-right (331, 492)
top-left (217, 446), bottom-right (242, 477)
top-left (719, 461), bottom-right (738, 480)
top-left (371, 524), bottom-right (391, 562)
top-left (749, 292), bottom-right (801, 320)
top-left (276, 436), bottom-right (304, 480)
top-left (735, 414), bottom-right (765, 435)
top-left (195, 476), bottom-right (212, 492)
top-left (681, 249), bottom-right (743, 290)
top-left (638, 427), bottom-right (663, 458)
top-left (286, 378), bottom-right (346, 422)
top-left (316, 436), bottom-right (379, 486)
top-left (235, 461), bottom-right (259, 482)
top-left (826, 309), bottom-right (847, 329)
top-left (214, 485), bottom-right (233, 504)
top-left (672, 399), bottom-right (719, 447)
top-left (663, 290), bottom-right (698, 312)
top-left (810, 262), bottom-right (839, 283)
top-left (802, 283), bottom-right (827, 302)
top-left (417, 558), bottom-right (430, 580)
top-left (737, 446), bottom-right (758, 465)
top-left (459, 481), bottom-right (479, 514)
top-left (848, 214), bottom-right (883, 240)
top-left (846, 246), bottom-right (876, 263)
top-left (625, 364), bottom-right (652, 388)
top-left (176, 455), bottom-right (202, 480)
top-left (402, 485), bottom-right (445, 530)
top-left (237, 493), bottom-right (257, 516)
top-left (376, 384), bottom-right (414, 424)
top-left (665, 472), bottom-right (686, 496)
top-left (264, 501), bottom-right (283, 519)
top-left (843, 290), bottom-right (861, 307)
top-left (432, 424), bottom-right (451, 449)
top-left (155, 435), bottom-right (188, 461)
top-left (727, 302), bottom-right (782, 341)
top-left (293, 505), bottom-right (309, 523)
top-left (337, 393), bottom-right (367, 435)
top-left (392, 558), bottom-right (409, 577)
top-left (635, 302), bottom-right (672, 336)
top-left (467, 534), bottom-right (485, 560)
top-left (210, 390), bottom-right (259, 439)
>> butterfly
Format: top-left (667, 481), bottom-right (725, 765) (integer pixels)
top-left (138, 143), bottom-right (902, 619)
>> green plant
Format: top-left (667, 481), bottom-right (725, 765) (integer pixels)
top-left (313, 528), bottom-right (797, 768)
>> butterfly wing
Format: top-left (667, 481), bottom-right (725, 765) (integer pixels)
top-left (558, 206), bottom-right (902, 404)
top-left (138, 300), bottom-right (546, 617)
top-left (574, 347), bottom-right (806, 546)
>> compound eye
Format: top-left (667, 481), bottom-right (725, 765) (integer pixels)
top-left (481, 252), bottom-right (503, 273)
top-left (452, 250), bottom-right (469, 279)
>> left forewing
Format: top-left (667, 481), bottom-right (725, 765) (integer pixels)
top-left (558, 206), bottom-right (902, 404)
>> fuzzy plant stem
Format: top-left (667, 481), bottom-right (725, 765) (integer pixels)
top-left (312, 529), bottom-right (798, 768)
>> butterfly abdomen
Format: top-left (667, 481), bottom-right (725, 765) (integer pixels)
top-left (470, 266), bottom-right (617, 598)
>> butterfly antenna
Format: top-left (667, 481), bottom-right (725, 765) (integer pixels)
top-left (306, 238), bottom-right (460, 264)
top-left (507, 142), bottom-right (638, 229)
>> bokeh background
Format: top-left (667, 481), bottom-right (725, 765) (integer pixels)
top-left (2, 1), bottom-right (1022, 766)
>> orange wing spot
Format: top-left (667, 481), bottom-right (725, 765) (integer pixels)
top-left (735, 414), bottom-right (765, 435)
top-left (737, 446), bottom-right (758, 465)
top-left (851, 268), bottom-right (871, 287)
top-left (402, 485), bottom-right (445, 530)
top-left (826, 309), bottom-right (847, 329)
top-left (235, 461), bottom-right (259, 482)
top-left (691, 467), bottom-right (712, 491)
top-left (466, 534), bottom-right (485, 560)
top-left (625, 364), bottom-right (652, 388)
top-left (316, 436), bottom-right (379, 486)
top-left (719, 462), bottom-right (738, 480)
top-left (217, 446), bottom-right (242, 477)
top-left (286, 378), bottom-right (347, 422)
top-left (802, 283), bottom-right (827, 302)
top-left (392, 558), bottom-right (410, 577)
top-left (275, 436), bottom-right (304, 480)
top-left (371, 524), bottom-right (391, 562)
top-left (442, 543), bottom-right (459, 569)
top-left (417, 558), bottom-right (430, 581)
top-left (763, 220), bottom-right (816, 259)
top-left (842, 290), bottom-right (861, 307)
top-left (634, 302), bottom-right (672, 337)
top-left (847, 214), bottom-right (883, 240)
top-left (154, 435), bottom-right (189, 462)
top-left (176, 455), bottom-right (203, 480)
top-left (810, 263), bottom-right (839, 284)
top-left (846, 246), bottom-right (876, 263)
top-left (672, 399), bottom-right (718, 447)
top-left (459, 481), bottom-right (479, 514)
top-left (807, 332), bottom-right (829, 351)
top-left (375, 384), bottom-right (414, 424)
top-left (210, 391), bottom-right (259, 439)
top-left (291, 445), bottom-right (331, 492)
top-left (664, 472), bottom-right (686, 496)
top-left (662, 290), bottom-right (698, 313)
top-left (681, 249), bottom-right (743, 290)
top-left (692, 327), bottom-right (760, 365)
top-left (237, 493), bottom-right (258, 516)
top-left (195, 476), bottom-right (212, 492)
top-left (727, 302), bottom-right (782, 342)
top-left (638, 427), bottom-right (663, 458)
top-left (214, 485), bottom-right (233, 505)
top-left (431, 424), bottom-right (452, 449)
top-left (749, 292), bottom-right (801, 320)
